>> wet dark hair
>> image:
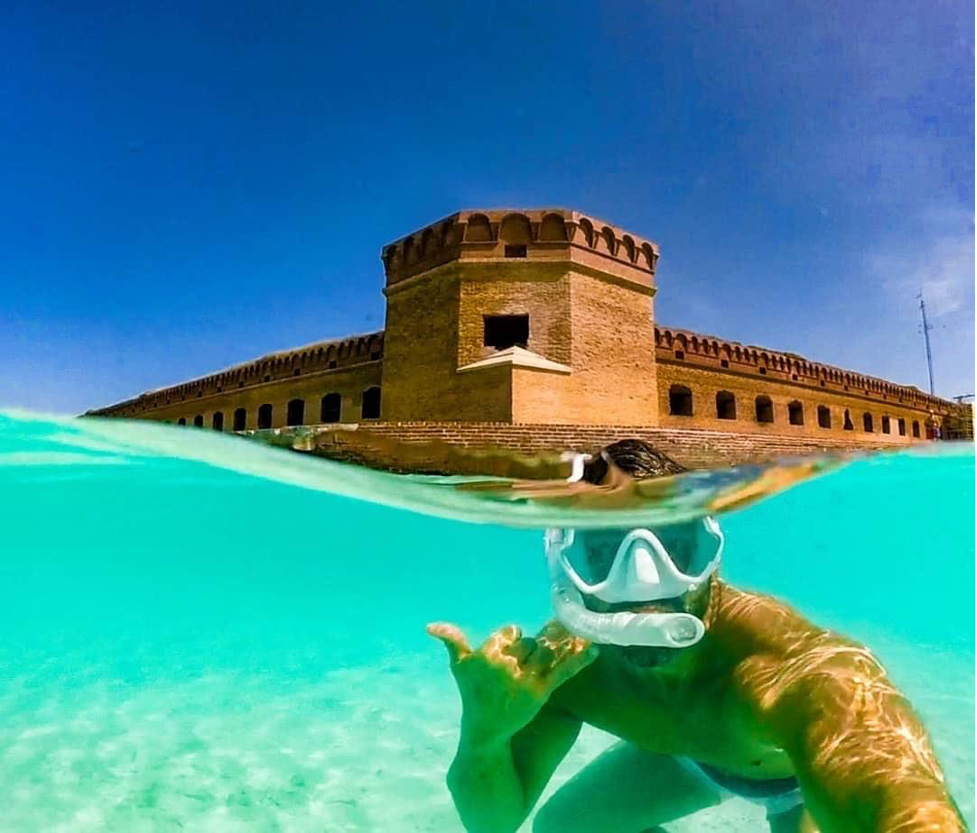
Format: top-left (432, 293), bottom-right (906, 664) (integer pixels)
top-left (581, 439), bottom-right (685, 484)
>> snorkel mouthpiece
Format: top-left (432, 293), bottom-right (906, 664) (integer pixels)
top-left (550, 572), bottom-right (706, 648)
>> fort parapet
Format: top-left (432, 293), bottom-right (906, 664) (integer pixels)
top-left (88, 208), bottom-right (969, 470)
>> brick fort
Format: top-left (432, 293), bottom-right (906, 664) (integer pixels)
top-left (89, 209), bottom-right (971, 471)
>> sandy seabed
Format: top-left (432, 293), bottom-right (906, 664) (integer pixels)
top-left (0, 646), bottom-right (972, 832)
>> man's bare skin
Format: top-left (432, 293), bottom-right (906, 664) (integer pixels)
top-left (429, 579), bottom-right (964, 833)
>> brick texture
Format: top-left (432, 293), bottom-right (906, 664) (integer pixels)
top-left (301, 421), bottom-right (893, 474)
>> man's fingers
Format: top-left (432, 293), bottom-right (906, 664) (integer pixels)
top-left (482, 624), bottom-right (523, 656)
top-left (544, 643), bottom-right (600, 687)
top-left (522, 642), bottom-right (557, 675)
top-left (426, 622), bottom-right (472, 664)
top-left (502, 636), bottom-right (538, 664)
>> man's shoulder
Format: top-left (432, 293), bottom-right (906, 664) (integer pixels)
top-left (715, 581), bottom-right (865, 664)
top-left (713, 581), bottom-right (828, 652)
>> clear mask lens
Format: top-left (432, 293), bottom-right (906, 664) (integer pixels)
top-left (560, 519), bottom-right (719, 585)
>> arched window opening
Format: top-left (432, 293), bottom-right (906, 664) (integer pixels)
top-left (897, 418), bottom-right (906, 436)
top-left (668, 385), bottom-right (693, 416)
top-left (881, 415), bottom-right (891, 434)
top-left (287, 398), bottom-right (305, 426)
top-left (212, 411), bottom-right (224, 431)
top-left (193, 414), bottom-right (204, 427)
top-left (755, 396), bottom-right (774, 424)
top-left (788, 401), bottom-right (804, 426)
top-left (177, 417), bottom-right (186, 426)
top-left (817, 405), bottom-right (831, 429)
top-left (912, 420), bottom-right (920, 438)
top-left (843, 409), bottom-right (854, 430)
top-left (715, 391), bottom-right (736, 420)
top-left (465, 213), bottom-right (493, 242)
top-left (233, 408), bottom-right (247, 432)
top-left (320, 393), bottom-right (342, 423)
top-left (863, 412), bottom-right (874, 433)
top-left (538, 213), bottom-right (568, 242)
top-left (257, 403), bottom-right (273, 429)
top-left (362, 386), bottom-right (381, 420)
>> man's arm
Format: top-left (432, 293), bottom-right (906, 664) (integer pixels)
top-left (733, 605), bottom-right (964, 831)
top-left (447, 704), bottom-right (583, 833)
top-left (429, 621), bottom-right (596, 833)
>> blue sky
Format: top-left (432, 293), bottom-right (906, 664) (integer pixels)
top-left (2, 1), bottom-right (973, 414)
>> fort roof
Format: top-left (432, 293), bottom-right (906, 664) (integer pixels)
top-left (380, 208), bottom-right (661, 286)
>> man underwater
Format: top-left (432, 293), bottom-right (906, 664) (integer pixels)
top-left (428, 440), bottom-right (964, 832)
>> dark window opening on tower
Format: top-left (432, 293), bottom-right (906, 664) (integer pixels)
top-left (669, 385), bottom-right (693, 416)
top-left (362, 386), bottom-right (381, 419)
top-left (257, 403), bottom-right (273, 429)
top-left (755, 396), bottom-right (774, 423)
top-left (843, 409), bottom-right (853, 430)
top-left (788, 401), bottom-right (804, 425)
top-left (504, 244), bottom-right (527, 258)
top-left (674, 350), bottom-right (685, 360)
top-left (321, 393), bottom-right (342, 423)
top-left (484, 315), bottom-right (529, 351)
top-left (881, 415), bottom-right (891, 434)
top-left (233, 408), bottom-right (247, 431)
top-left (287, 398), bottom-right (305, 426)
top-left (898, 418), bottom-right (906, 436)
top-left (912, 420), bottom-right (920, 438)
top-left (716, 391), bottom-right (736, 420)
top-left (863, 412), bottom-right (874, 432)
top-left (177, 417), bottom-right (186, 426)
top-left (193, 414), bottom-right (203, 427)
top-left (212, 411), bottom-right (224, 431)
top-left (817, 405), bottom-right (831, 429)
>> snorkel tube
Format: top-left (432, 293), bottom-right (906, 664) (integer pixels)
top-left (548, 553), bottom-right (707, 648)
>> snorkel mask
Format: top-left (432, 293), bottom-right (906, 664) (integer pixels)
top-left (545, 454), bottom-right (724, 648)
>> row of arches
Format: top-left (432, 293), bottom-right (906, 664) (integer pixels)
top-left (667, 386), bottom-right (922, 437)
top-left (174, 388), bottom-right (381, 430)
top-left (142, 334), bottom-right (384, 413)
top-left (383, 212), bottom-right (659, 272)
top-left (656, 327), bottom-right (934, 406)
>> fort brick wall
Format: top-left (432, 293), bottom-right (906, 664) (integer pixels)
top-left (298, 422), bottom-right (894, 474)
top-left (92, 333), bottom-right (385, 430)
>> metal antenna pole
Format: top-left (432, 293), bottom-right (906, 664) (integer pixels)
top-left (918, 292), bottom-right (935, 396)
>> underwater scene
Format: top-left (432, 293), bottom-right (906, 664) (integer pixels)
top-left (0, 411), bottom-right (973, 832)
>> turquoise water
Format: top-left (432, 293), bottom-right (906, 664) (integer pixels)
top-left (0, 412), bottom-right (973, 831)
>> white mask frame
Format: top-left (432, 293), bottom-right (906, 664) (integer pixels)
top-left (546, 518), bottom-right (724, 604)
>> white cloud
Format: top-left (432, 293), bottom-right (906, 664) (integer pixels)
top-left (878, 208), bottom-right (975, 317)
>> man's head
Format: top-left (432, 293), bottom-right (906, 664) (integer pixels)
top-left (547, 439), bottom-right (721, 667)
top-left (578, 438), bottom-right (686, 485)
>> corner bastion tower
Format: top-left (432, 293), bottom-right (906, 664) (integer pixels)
top-left (88, 207), bottom-right (966, 470)
top-left (380, 209), bottom-right (660, 425)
